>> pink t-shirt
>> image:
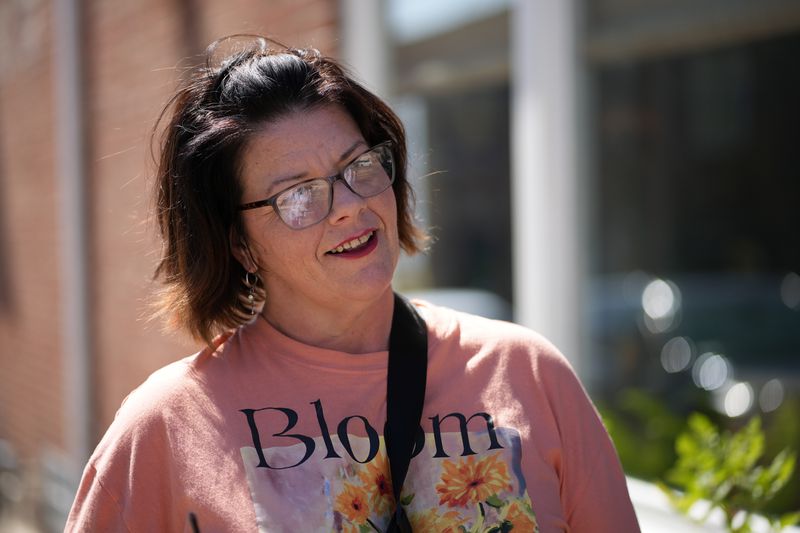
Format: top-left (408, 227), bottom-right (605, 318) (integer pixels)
top-left (66, 301), bottom-right (639, 532)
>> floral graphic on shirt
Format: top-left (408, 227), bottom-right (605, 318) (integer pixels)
top-left (240, 416), bottom-right (539, 532)
top-left (410, 508), bottom-right (468, 532)
top-left (332, 451), bottom-right (396, 532)
top-left (419, 451), bottom-right (538, 533)
top-left (357, 451), bottom-right (394, 516)
top-left (501, 499), bottom-right (538, 531)
top-left (436, 453), bottom-right (512, 507)
top-left (334, 482), bottom-right (371, 525)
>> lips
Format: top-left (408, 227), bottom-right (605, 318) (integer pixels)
top-left (326, 230), bottom-right (377, 257)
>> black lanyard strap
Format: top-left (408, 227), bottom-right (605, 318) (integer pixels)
top-left (385, 293), bottom-right (428, 533)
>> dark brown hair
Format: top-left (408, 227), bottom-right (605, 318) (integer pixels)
top-left (152, 36), bottom-right (427, 344)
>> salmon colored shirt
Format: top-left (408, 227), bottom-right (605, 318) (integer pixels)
top-left (66, 301), bottom-right (639, 532)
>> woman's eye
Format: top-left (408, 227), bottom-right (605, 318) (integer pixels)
top-left (353, 156), bottom-right (375, 170)
top-left (288, 184), bottom-right (315, 201)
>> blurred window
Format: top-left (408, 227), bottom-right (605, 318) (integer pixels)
top-left (586, 2), bottom-right (800, 417)
top-left (389, 4), bottom-right (513, 306)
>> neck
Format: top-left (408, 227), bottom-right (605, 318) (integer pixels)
top-left (260, 288), bottom-right (395, 354)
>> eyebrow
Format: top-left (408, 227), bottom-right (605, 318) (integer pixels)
top-left (266, 140), bottom-right (368, 194)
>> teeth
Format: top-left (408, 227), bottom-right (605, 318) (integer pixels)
top-left (329, 232), bottom-right (373, 254)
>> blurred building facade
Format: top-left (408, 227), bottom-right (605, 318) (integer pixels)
top-left (0, 0), bottom-right (340, 529)
top-left (1, 0), bottom-right (799, 530)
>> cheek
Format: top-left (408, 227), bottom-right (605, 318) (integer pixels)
top-left (384, 193), bottom-right (399, 236)
top-left (248, 218), bottom-right (323, 271)
top-left (243, 217), bottom-right (281, 268)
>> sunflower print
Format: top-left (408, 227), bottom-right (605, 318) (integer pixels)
top-left (436, 452), bottom-right (512, 508)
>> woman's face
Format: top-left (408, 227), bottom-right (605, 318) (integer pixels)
top-left (235, 104), bottom-right (400, 315)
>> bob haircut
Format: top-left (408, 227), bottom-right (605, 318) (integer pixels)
top-left (152, 36), bottom-right (427, 344)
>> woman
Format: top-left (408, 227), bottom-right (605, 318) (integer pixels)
top-left (66, 37), bottom-right (639, 532)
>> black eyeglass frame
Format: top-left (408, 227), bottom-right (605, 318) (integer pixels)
top-left (237, 141), bottom-right (396, 229)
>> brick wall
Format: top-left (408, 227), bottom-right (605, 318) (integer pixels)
top-left (0, 0), bottom-right (64, 458)
top-left (88, 0), bottom-right (340, 436)
top-left (0, 0), bottom-right (339, 528)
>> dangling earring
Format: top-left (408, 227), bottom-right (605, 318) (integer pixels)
top-left (244, 271), bottom-right (259, 315)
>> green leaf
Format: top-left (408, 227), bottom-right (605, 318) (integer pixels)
top-left (770, 450), bottom-right (796, 491)
top-left (687, 413), bottom-right (718, 442)
top-left (780, 511), bottom-right (800, 528)
top-left (485, 494), bottom-right (504, 508)
top-left (660, 411), bottom-right (800, 531)
top-left (726, 418), bottom-right (764, 474)
top-left (488, 521), bottom-right (514, 533)
top-left (358, 524), bottom-right (371, 533)
top-left (400, 493), bottom-right (415, 506)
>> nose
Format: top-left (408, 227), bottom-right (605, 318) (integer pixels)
top-left (327, 178), bottom-right (366, 224)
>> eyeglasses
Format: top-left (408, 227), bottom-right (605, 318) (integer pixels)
top-left (238, 141), bottom-right (395, 229)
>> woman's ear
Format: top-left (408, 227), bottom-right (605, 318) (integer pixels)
top-left (230, 227), bottom-right (256, 273)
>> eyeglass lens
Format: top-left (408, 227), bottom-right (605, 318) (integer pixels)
top-left (275, 144), bottom-right (394, 229)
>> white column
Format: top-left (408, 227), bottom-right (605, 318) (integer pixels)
top-left (340, 0), bottom-right (432, 288)
top-left (54, 0), bottom-right (91, 464)
top-left (511, 0), bottom-right (584, 372)
top-left (340, 0), bottom-right (391, 99)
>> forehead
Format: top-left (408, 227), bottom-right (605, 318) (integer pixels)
top-left (239, 105), bottom-right (365, 191)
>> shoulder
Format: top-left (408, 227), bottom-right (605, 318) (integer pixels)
top-left (413, 299), bottom-right (576, 380)
top-left (113, 332), bottom-right (234, 423)
top-left (90, 335), bottom-right (233, 464)
top-left (91, 360), bottom-right (192, 464)
top-left (113, 356), bottom-right (197, 424)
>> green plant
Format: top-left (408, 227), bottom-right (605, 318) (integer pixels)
top-left (764, 397), bottom-right (800, 514)
top-left (659, 413), bottom-right (799, 532)
top-left (599, 388), bottom-right (685, 480)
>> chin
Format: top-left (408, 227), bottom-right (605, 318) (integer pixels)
top-left (335, 273), bottom-right (394, 304)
